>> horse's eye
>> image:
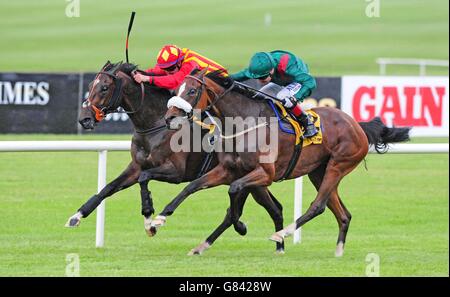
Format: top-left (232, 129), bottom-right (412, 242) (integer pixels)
top-left (101, 85), bottom-right (108, 92)
top-left (188, 89), bottom-right (197, 96)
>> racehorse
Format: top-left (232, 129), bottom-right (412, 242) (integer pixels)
top-left (66, 61), bottom-right (286, 254)
top-left (155, 68), bottom-right (411, 257)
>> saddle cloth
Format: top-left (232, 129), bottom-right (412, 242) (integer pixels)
top-left (270, 101), bottom-right (323, 147)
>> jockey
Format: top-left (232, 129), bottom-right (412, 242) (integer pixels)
top-left (133, 44), bottom-right (228, 90)
top-left (231, 51), bottom-right (318, 138)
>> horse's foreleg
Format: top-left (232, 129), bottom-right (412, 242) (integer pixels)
top-left (228, 165), bottom-right (275, 195)
top-left (137, 162), bottom-right (184, 236)
top-left (151, 164), bottom-right (231, 231)
top-left (139, 179), bottom-right (155, 237)
top-left (138, 161), bottom-right (183, 184)
top-left (65, 161), bottom-right (141, 227)
top-left (251, 188), bottom-right (285, 254)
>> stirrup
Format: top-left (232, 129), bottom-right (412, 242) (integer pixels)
top-left (303, 123), bottom-right (318, 138)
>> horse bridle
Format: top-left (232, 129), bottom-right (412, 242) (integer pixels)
top-left (183, 74), bottom-right (234, 119)
top-left (85, 64), bottom-right (145, 121)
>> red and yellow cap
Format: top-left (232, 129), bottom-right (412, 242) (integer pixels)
top-left (156, 45), bottom-right (184, 69)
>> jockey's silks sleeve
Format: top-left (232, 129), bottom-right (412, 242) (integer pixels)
top-left (145, 66), bottom-right (166, 76)
top-left (230, 70), bottom-right (250, 82)
top-left (148, 61), bottom-right (198, 90)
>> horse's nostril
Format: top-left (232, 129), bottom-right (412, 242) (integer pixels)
top-left (165, 116), bottom-right (175, 126)
top-left (79, 118), bottom-right (95, 130)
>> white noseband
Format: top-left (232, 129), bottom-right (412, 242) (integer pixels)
top-left (167, 96), bottom-right (193, 113)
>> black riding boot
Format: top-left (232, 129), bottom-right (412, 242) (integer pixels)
top-left (296, 110), bottom-right (318, 138)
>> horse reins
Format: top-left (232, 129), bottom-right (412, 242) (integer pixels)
top-left (184, 74), bottom-right (234, 119)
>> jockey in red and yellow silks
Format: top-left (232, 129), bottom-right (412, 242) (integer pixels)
top-left (133, 45), bottom-right (227, 90)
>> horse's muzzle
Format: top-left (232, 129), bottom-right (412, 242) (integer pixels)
top-left (79, 118), bottom-right (95, 130)
top-left (165, 115), bottom-right (187, 130)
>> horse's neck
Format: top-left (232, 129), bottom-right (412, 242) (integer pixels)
top-left (215, 90), bottom-right (271, 119)
top-left (122, 86), bottom-right (169, 131)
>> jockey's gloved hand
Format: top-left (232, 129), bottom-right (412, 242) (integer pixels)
top-left (281, 96), bottom-right (296, 108)
top-left (277, 83), bottom-right (302, 100)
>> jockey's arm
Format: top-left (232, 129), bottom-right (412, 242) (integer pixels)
top-left (291, 72), bottom-right (317, 101)
top-left (149, 61), bottom-right (197, 90)
top-left (145, 66), bottom-right (167, 76)
top-left (230, 69), bottom-right (249, 82)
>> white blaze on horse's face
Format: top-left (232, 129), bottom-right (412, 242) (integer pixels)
top-left (177, 82), bottom-right (186, 97)
top-left (167, 82), bottom-right (193, 114)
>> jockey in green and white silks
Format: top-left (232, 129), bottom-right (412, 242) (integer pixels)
top-left (231, 50), bottom-right (318, 138)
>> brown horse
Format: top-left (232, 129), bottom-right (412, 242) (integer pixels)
top-left (156, 69), bottom-right (411, 256)
top-left (67, 62), bottom-right (286, 254)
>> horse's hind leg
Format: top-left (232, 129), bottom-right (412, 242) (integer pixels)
top-left (271, 159), bottom-right (357, 244)
top-left (328, 192), bottom-right (352, 257)
top-left (188, 189), bottom-right (250, 256)
top-left (188, 187), bottom-right (284, 256)
top-left (308, 163), bottom-right (352, 257)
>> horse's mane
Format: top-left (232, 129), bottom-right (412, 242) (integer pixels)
top-left (103, 61), bottom-right (172, 97)
top-left (205, 70), bottom-right (233, 88)
top-left (204, 70), bottom-right (255, 98)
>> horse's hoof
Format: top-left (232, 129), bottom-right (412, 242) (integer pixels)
top-left (145, 225), bottom-right (157, 237)
top-left (187, 242), bottom-right (210, 256)
top-left (150, 215), bottom-right (166, 228)
top-left (187, 249), bottom-right (201, 256)
top-left (335, 242), bottom-right (345, 257)
top-left (275, 249), bottom-right (285, 255)
top-left (234, 221), bottom-right (247, 236)
top-left (65, 218), bottom-right (80, 227)
top-left (148, 226), bottom-right (158, 236)
top-left (65, 212), bottom-right (82, 227)
top-left (144, 218), bottom-right (155, 237)
top-left (145, 228), bottom-right (157, 237)
top-left (269, 232), bottom-right (284, 243)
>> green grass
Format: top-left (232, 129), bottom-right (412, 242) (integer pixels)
top-left (0, 0), bottom-right (448, 76)
top-left (0, 135), bottom-right (448, 276)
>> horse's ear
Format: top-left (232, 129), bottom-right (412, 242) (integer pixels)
top-left (101, 60), bottom-right (111, 71)
top-left (109, 61), bottom-right (123, 74)
top-left (196, 67), bottom-right (208, 77)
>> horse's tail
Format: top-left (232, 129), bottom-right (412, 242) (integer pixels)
top-left (358, 117), bottom-right (411, 154)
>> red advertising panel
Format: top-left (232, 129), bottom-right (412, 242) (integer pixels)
top-left (341, 76), bottom-right (449, 137)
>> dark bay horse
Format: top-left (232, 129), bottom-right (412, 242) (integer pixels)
top-left (157, 69), bottom-right (411, 257)
top-left (67, 62), bottom-right (286, 254)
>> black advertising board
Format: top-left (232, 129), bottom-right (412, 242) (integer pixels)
top-left (0, 73), bottom-right (341, 134)
top-left (0, 73), bottom-right (80, 133)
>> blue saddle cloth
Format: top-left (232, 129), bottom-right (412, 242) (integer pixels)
top-left (268, 100), bottom-right (296, 135)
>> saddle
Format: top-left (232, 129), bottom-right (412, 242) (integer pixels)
top-left (269, 101), bottom-right (323, 147)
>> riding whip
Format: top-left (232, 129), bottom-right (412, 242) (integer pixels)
top-left (125, 11), bottom-right (136, 63)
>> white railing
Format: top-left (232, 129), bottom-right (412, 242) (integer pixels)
top-left (376, 58), bottom-right (449, 76)
top-left (0, 141), bottom-right (130, 248)
top-left (0, 141), bottom-right (448, 247)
